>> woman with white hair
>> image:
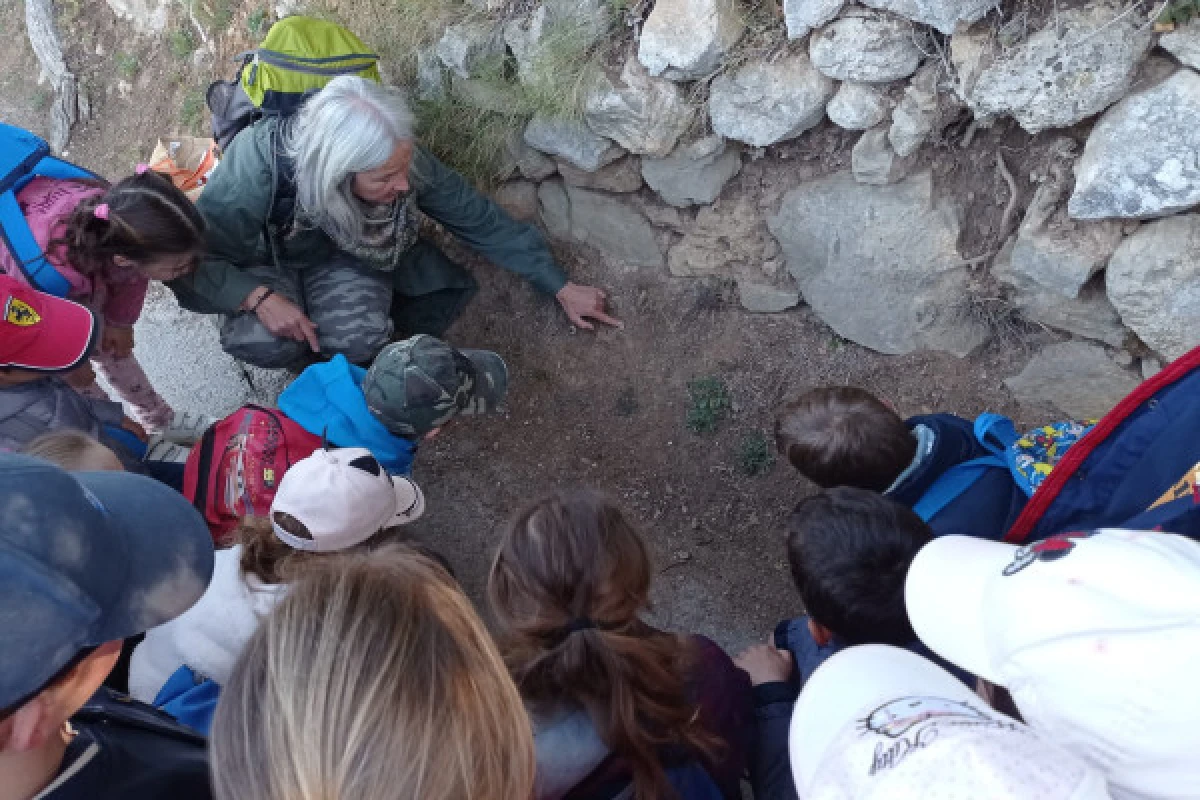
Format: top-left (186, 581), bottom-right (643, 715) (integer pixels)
top-left (170, 75), bottom-right (619, 369)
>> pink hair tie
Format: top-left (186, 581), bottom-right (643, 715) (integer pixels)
top-left (93, 204), bottom-right (110, 221)
top-left (136, 163), bottom-right (150, 175)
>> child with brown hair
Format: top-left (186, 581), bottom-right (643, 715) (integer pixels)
top-left (127, 447), bottom-right (424, 705)
top-left (774, 386), bottom-right (1026, 539)
top-left (0, 168), bottom-right (206, 432)
top-left (488, 490), bottom-right (752, 800)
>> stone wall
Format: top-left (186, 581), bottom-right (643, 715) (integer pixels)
top-left (421, 0), bottom-right (1198, 416)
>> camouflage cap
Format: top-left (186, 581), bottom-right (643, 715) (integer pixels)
top-left (363, 335), bottom-right (509, 438)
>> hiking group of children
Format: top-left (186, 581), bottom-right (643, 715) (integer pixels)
top-left (1, 41), bottom-right (1198, 800)
top-left (4, 233), bottom-right (1200, 799)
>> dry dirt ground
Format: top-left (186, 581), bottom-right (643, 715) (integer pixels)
top-left (1, 0), bottom-right (1056, 652)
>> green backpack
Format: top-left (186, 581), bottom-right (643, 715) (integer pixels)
top-left (206, 16), bottom-right (381, 152)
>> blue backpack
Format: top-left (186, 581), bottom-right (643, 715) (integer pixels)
top-left (912, 412), bottom-right (1093, 522)
top-left (0, 123), bottom-right (101, 297)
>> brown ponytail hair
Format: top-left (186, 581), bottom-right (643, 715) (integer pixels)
top-left (488, 490), bottom-right (723, 800)
top-left (235, 514), bottom-right (411, 585)
top-left (47, 170), bottom-right (205, 277)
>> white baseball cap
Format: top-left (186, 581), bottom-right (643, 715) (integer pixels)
top-left (789, 644), bottom-right (1112, 800)
top-left (270, 447), bottom-right (425, 552)
top-left (906, 529), bottom-right (1200, 799)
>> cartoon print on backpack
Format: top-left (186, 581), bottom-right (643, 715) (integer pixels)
top-left (1002, 530), bottom-right (1098, 576)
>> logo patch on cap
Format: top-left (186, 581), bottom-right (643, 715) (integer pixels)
top-left (4, 297), bottom-right (41, 327)
top-left (1002, 530), bottom-right (1096, 576)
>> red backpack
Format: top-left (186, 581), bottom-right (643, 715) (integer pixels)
top-left (182, 405), bottom-right (322, 546)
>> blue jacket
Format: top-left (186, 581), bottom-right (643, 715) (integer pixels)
top-left (888, 413), bottom-right (1027, 541)
top-left (278, 355), bottom-right (415, 475)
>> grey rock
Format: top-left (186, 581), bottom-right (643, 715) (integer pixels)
top-left (768, 171), bottom-right (989, 355)
top-left (1142, 357), bottom-right (1163, 381)
top-left (492, 181), bottom-right (541, 223)
top-left (826, 82), bottom-right (893, 130)
top-left (1005, 341), bottom-right (1139, 418)
top-left (859, 0), bottom-right (994, 34)
top-left (888, 63), bottom-right (939, 157)
top-left (538, 181), bottom-right (571, 238)
top-left (583, 58), bottom-right (696, 157)
top-left (507, 132), bottom-right (558, 181)
top-left (851, 126), bottom-right (914, 185)
top-left (639, 0), bottom-right (744, 80)
top-left (951, 5), bottom-right (1153, 134)
top-left (997, 179), bottom-right (1125, 299)
top-left (524, 115), bottom-right (623, 172)
top-left (505, 0), bottom-right (610, 81)
top-left (783, 0), bottom-right (844, 40)
top-left (1161, 20), bottom-right (1200, 70)
top-left (557, 156), bottom-right (644, 193)
top-left (538, 181), bottom-right (663, 267)
top-left (274, 0), bottom-right (307, 16)
top-left (1106, 213), bottom-right (1200, 361)
top-left (708, 53), bottom-right (836, 146)
top-left (1069, 70), bottom-right (1200, 220)
top-left (809, 10), bottom-right (923, 83)
top-left (415, 48), bottom-right (446, 101)
top-left (105, 0), bottom-right (170, 33)
top-left (641, 136), bottom-right (742, 207)
top-left (738, 281), bottom-right (800, 313)
top-left (1112, 348), bottom-right (1135, 368)
top-left (640, 202), bottom-right (690, 230)
top-left (435, 20), bottom-right (505, 80)
top-left (668, 200), bottom-right (770, 276)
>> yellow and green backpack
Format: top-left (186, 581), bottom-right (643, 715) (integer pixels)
top-left (206, 16), bottom-right (381, 151)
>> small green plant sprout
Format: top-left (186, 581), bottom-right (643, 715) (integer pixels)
top-left (115, 52), bottom-right (139, 80)
top-left (169, 26), bottom-right (199, 60)
top-left (736, 430), bottom-right (775, 477)
top-left (247, 8), bottom-right (269, 36)
top-left (686, 376), bottom-right (731, 434)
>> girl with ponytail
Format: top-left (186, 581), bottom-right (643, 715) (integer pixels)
top-left (488, 490), bottom-right (753, 800)
top-left (0, 169), bottom-right (206, 432)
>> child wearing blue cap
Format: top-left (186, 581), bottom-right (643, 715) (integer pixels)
top-left (0, 453), bottom-right (215, 800)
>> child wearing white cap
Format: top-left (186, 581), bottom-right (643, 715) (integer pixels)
top-left (128, 447), bottom-right (425, 705)
top-left (789, 645), bottom-right (1112, 799)
top-left (906, 529), bottom-right (1200, 799)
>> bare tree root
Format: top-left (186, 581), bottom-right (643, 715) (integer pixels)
top-left (996, 152), bottom-right (1020, 238)
top-left (25, 0), bottom-right (89, 153)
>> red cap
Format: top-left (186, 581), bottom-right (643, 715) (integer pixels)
top-left (0, 275), bottom-right (96, 372)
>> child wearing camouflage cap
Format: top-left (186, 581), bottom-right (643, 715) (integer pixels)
top-left (363, 334), bottom-right (509, 440)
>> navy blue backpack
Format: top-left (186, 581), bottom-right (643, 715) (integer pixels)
top-left (0, 122), bottom-right (101, 296)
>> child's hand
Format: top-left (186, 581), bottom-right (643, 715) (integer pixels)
top-left (102, 326), bottom-right (136, 359)
top-left (734, 642), bottom-right (795, 687)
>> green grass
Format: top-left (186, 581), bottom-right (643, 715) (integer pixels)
top-left (168, 27), bottom-right (199, 60)
top-left (735, 431), bottom-right (775, 477)
top-left (686, 376), bottom-right (732, 434)
top-left (192, 0), bottom-right (235, 31)
top-left (115, 52), bottom-right (139, 80)
top-left (181, 88), bottom-right (207, 131)
top-left (247, 8), bottom-right (269, 36)
top-left (1159, 0), bottom-right (1200, 25)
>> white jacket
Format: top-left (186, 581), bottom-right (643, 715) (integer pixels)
top-left (128, 545), bottom-right (284, 702)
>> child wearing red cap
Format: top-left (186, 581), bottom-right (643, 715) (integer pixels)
top-left (0, 169), bottom-right (205, 432)
top-left (0, 275), bottom-right (146, 466)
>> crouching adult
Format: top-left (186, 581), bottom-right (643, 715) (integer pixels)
top-left (0, 453), bottom-right (215, 800)
top-left (170, 75), bottom-right (620, 369)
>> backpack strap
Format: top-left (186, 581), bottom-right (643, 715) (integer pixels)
top-left (0, 153), bottom-right (100, 297)
top-left (912, 454), bottom-right (1007, 523)
top-left (973, 412), bottom-right (1019, 456)
top-left (75, 688), bottom-right (208, 746)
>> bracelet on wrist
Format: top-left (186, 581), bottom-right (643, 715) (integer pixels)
top-left (249, 288), bottom-right (275, 314)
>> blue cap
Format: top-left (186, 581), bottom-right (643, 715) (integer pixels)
top-left (0, 454), bottom-right (214, 710)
